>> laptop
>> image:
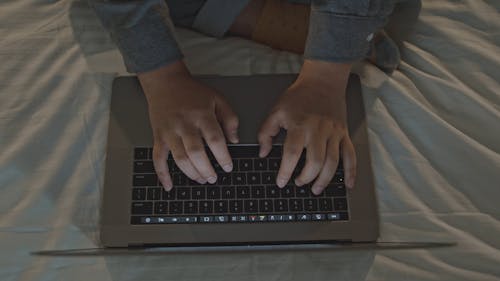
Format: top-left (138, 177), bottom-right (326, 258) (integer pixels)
top-left (100, 74), bottom-right (379, 247)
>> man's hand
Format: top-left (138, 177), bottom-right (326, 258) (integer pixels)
top-left (138, 61), bottom-right (239, 191)
top-left (258, 59), bottom-right (356, 194)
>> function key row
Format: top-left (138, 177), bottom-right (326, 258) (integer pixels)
top-left (131, 197), bottom-right (348, 215)
top-left (132, 184), bottom-right (346, 201)
top-left (133, 172), bottom-right (344, 187)
top-left (131, 212), bottom-right (348, 224)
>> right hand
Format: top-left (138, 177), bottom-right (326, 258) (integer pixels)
top-left (138, 61), bottom-right (239, 191)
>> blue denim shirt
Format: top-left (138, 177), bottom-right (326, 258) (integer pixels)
top-left (90, 0), bottom-right (395, 73)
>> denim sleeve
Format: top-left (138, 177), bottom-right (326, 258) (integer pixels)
top-left (304, 0), bottom-right (396, 63)
top-left (192, 0), bottom-right (250, 38)
top-left (89, 0), bottom-right (183, 73)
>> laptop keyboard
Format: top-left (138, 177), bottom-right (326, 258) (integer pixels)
top-left (131, 145), bottom-right (349, 225)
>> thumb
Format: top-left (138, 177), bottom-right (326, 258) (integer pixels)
top-left (215, 96), bottom-right (239, 143)
top-left (257, 113), bottom-right (281, 158)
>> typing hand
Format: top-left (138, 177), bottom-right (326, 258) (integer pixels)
top-left (138, 61), bottom-right (239, 191)
top-left (258, 60), bottom-right (356, 195)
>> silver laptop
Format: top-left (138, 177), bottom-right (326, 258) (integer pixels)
top-left (100, 74), bottom-right (378, 247)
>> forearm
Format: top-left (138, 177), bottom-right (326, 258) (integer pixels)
top-left (89, 0), bottom-right (183, 73)
top-left (305, 0), bottom-right (396, 63)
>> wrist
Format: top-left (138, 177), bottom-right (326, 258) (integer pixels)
top-left (137, 60), bottom-right (191, 100)
top-left (296, 59), bottom-right (352, 92)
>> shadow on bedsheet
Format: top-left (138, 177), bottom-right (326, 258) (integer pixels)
top-left (30, 242), bottom-right (454, 280)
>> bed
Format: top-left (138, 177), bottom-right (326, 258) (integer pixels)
top-left (1, 0), bottom-right (499, 280)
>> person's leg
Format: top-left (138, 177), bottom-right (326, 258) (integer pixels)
top-left (229, 0), bottom-right (410, 74)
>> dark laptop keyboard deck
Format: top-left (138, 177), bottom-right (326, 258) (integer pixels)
top-left (131, 145), bottom-right (349, 225)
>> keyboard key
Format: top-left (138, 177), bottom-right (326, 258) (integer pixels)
top-left (217, 173), bottom-right (232, 185)
top-left (232, 173), bottom-right (246, 185)
top-left (281, 185), bottom-right (295, 197)
top-left (192, 187), bottom-right (206, 199)
top-left (161, 189), bottom-right (176, 200)
top-left (147, 187), bottom-right (161, 200)
top-left (133, 174), bottom-right (158, 186)
top-left (173, 173), bottom-right (187, 186)
top-left (214, 215), bottom-right (228, 223)
top-left (334, 198), bottom-right (348, 211)
top-left (134, 161), bottom-right (155, 173)
top-left (132, 188), bottom-right (146, 200)
top-left (333, 174), bottom-right (344, 184)
top-left (297, 214), bottom-right (311, 221)
top-left (154, 201), bottom-right (168, 214)
top-left (259, 199), bottom-right (273, 212)
top-left (319, 198), bottom-right (333, 211)
top-left (304, 199), bottom-right (318, 212)
top-left (169, 201), bottom-right (183, 214)
top-left (268, 158), bottom-right (280, 170)
top-left (254, 158), bottom-right (267, 171)
top-left (283, 214), bottom-right (295, 221)
top-left (214, 200), bottom-right (228, 213)
top-left (262, 172), bottom-right (275, 184)
top-left (182, 216), bottom-right (199, 223)
top-left (221, 186), bottom-right (235, 199)
top-left (184, 201), bottom-right (198, 214)
top-left (200, 216), bottom-right (213, 223)
top-left (251, 186), bottom-right (265, 198)
top-left (236, 186), bottom-right (250, 199)
top-left (244, 200), bottom-right (258, 212)
top-left (268, 214), bottom-right (279, 222)
top-left (229, 200), bottom-right (243, 213)
top-left (239, 159), bottom-right (253, 171)
top-left (134, 148), bottom-right (149, 160)
top-left (199, 201), bottom-right (213, 213)
top-left (312, 213), bottom-right (326, 221)
top-left (265, 185), bottom-right (280, 198)
top-left (247, 173), bottom-right (261, 184)
top-left (289, 199), bottom-right (303, 212)
top-left (207, 186), bottom-right (221, 199)
top-left (327, 213), bottom-right (341, 220)
top-left (228, 145), bottom-right (259, 158)
top-left (325, 184), bottom-right (346, 197)
top-left (274, 199), bottom-right (288, 212)
top-left (131, 202), bottom-right (153, 215)
top-left (295, 186), bottom-right (310, 197)
top-left (177, 188), bottom-right (191, 200)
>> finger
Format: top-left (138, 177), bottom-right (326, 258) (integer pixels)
top-left (199, 116), bottom-right (233, 173)
top-left (167, 135), bottom-right (205, 184)
top-left (311, 137), bottom-right (341, 194)
top-left (295, 131), bottom-right (328, 188)
top-left (215, 96), bottom-right (239, 144)
top-left (152, 140), bottom-right (173, 191)
top-left (182, 129), bottom-right (217, 184)
top-left (276, 129), bottom-right (305, 188)
top-left (341, 136), bottom-right (357, 188)
top-left (257, 112), bottom-right (282, 158)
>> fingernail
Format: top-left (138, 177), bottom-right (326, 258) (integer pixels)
top-left (207, 176), bottom-right (217, 184)
top-left (312, 185), bottom-right (323, 195)
top-left (277, 178), bottom-right (286, 188)
top-left (223, 164), bottom-right (233, 172)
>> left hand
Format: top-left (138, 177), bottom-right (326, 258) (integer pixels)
top-left (258, 60), bottom-right (357, 194)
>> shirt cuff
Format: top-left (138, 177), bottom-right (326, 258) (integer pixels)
top-left (304, 1), bottom-right (392, 63)
top-left (192, 0), bottom-right (250, 38)
top-left (92, 0), bottom-right (183, 73)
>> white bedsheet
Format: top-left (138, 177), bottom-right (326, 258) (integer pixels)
top-left (1, 0), bottom-right (499, 280)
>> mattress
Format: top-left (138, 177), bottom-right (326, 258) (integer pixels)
top-left (0, 0), bottom-right (499, 280)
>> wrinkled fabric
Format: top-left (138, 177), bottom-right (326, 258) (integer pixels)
top-left (89, 0), bottom-right (395, 73)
